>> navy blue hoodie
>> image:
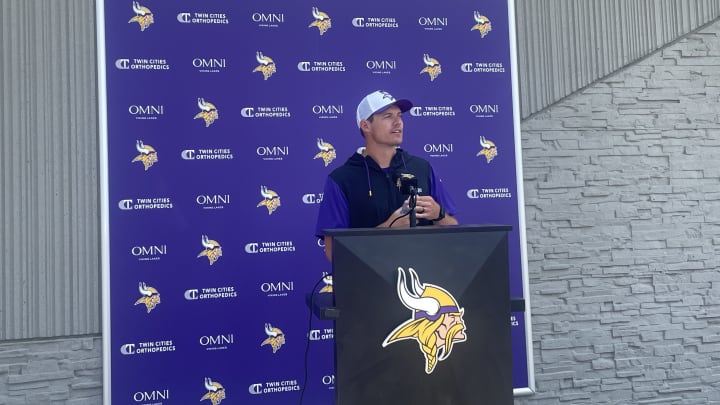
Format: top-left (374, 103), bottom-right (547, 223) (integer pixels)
top-left (329, 148), bottom-right (433, 228)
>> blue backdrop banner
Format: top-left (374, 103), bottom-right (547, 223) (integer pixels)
top-left (98, 1), bottom-right (534, 403)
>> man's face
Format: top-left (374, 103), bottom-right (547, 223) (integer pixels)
top-left (363, 104), bottom-right (404, 147)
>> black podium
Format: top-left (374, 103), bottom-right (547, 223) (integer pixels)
top-left (326, 225), bottom-right (513, 405)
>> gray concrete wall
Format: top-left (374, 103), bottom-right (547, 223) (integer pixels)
top-left (0, 0), bottom-right (100, 341)
top-left (516, 18), bottom-right (720, 405)
top-left (516, 0), bottom-right (720, 118)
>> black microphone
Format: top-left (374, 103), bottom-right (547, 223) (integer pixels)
top-left (398, 173), bottom-right (418, 195)
top-left (397, 173), bottom-right (418, 227)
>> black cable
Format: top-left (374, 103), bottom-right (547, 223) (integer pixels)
top-left (388, 194), bottom-right (417, 228)
top-left (388, 209), bottom-right (411, 228)
top-left (299, 273), bottom-right (329, 405)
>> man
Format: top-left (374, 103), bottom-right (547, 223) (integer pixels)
top-left (315, 90), bottom-right (458, 260)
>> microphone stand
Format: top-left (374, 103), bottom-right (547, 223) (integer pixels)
top-left (408, 187), bottom-right (418, 228)
top-left (398, 173), bottom-right (419, 228)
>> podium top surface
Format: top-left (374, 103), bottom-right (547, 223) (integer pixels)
top-left (325, 224), bottom-right (511, 237)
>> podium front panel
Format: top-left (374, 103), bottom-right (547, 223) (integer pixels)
top-left (328, 225), bottom-right (512, 405)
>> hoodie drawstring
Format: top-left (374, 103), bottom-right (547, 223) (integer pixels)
top-left (400, 153), bottom-right (409, 171)
top-left (364, 159), bottom-right (372, 197)
top-left (363, 150), bottom-right (409, 198)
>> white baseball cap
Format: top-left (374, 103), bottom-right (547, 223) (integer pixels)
top-left (356, 90), bottom-right (413, 127)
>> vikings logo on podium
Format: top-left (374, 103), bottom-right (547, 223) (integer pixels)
top-left (257, 185), bottom-right (281, 215)
top-left (308, 7), bottom-right (332, 35)
top-left (313, 138), bottom-right (336, 167)
top-left (134, 282), bottom-right (161, 313)
top-left (197, 235), bottom-right (222, 265)
top-left (194, 98), bottom-right (219, 127)
top-left (200, 377), bottom-right (226, 405)
top-left (419, 54), bottom-right (442, 82)
top-left (261, 323), bottom-right (286, 353)
top-left (253, 51), bottom-right (277, 80)
top-left (477, 136), bottom-right (498, 163)
top-left (470, 11), bottom-right (492, 38)
top-left (131, 140), bottom-right (157, 170)
top-left (128, 1), bottom-right (154, 31)
top-left (382, 267), bottom-right (467, 374)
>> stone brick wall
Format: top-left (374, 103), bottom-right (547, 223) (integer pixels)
top-left (516, 20), bottom-right (720, 404)
top-left (0, 337), bottom-right (102, 404)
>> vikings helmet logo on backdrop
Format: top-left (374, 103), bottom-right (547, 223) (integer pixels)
top-left (313, 138), bottom-right (336, 167)
top-left (419, 54), bottom-right (442, 81)
top-left (197, 235), bottom-right (222, 265)
top-left (319, 274), bottom-right (333, 293)
top-left (470, 11), bottom-right (492, 38)
top-left (134, 282), bottom-right (161, 313)
top-left (257, 185), bottom-right (281, 215)
top-left (477, 136), bottom-right (498, 163)
top-left (261, 323), bottom-right (286, 353)
top-left (253, 51), bottom-right (277, 80)
top-left (200, 377), bottom-right (226, 405)
top-left (194, 98), bottom-right (219, 127)
top-left (131, 140), bottom-right (157, 170)
top-left (308, 7), bottom-right (332, 35)
top-left (128, 1), bottom-right (154, 31)
top-left (382, 267), bottom-right (467, 374)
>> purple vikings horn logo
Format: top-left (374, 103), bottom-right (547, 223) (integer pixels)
top-left (261, 323), bottom-right (286, 353)
top-left (313, 138), bottom-right (336, 167)
top-left (200, 377), bottom-right (226, 405)
top-left (419, 54), bottom-right (442, 82)
top-left (470, 11), bottom-right (492, 38)
top-left (194, 98), bottom-right (219, 127)
top-left (477, 136), bottom-right (497, 163)
top-left (128, 1), bottom-right (153, 31)
top-left (253, 51), bottom-right (277, 80)
top-left (197, 235), bottom-right (222, 265)
top-left (308, 7), bottom-right (332, 35)
top-left (134, 282), bottom-right (161, 313)
top-left (319, 274), bottom-right (333, 293)
top-left (382, 267), bottom-right (467, 374)
top-left (131, 140), bottom-right (157, 170)
top-left (256, 185), bottom-right (281, 215)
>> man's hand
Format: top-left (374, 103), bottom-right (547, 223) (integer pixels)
top-left (379, 196), bottom-right (458, 227)
top-left (414, 196), bottom-right (458, 225)
top-left (378, 205), bottom-right (411, 228)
